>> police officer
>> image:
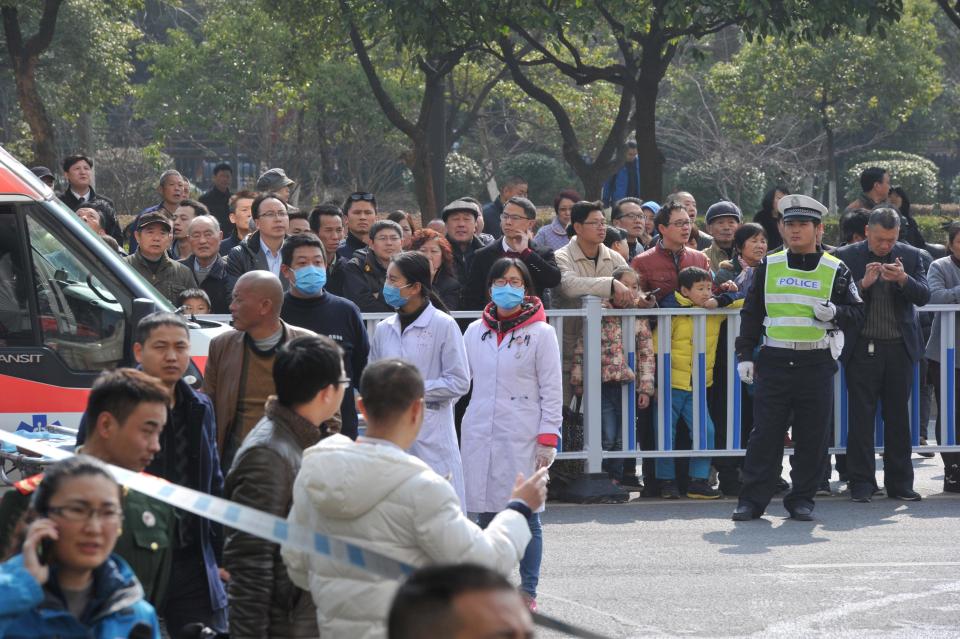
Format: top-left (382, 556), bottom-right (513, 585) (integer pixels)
top-left (733, 195), bottom-right (864, 521)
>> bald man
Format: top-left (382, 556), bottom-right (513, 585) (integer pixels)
top-left (204, 271), bottom-right (336, 471)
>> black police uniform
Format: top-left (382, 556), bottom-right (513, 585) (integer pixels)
top-left (735, 249), bottom-right (864, 517)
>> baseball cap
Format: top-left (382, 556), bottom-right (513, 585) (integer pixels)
top-left (704, 201), bottom-right (743, 225)
top-left (137, 211), bottom-right (173, 231)
top-left (31, 166), bottom-right (54, 181)
top-left (641, 201), bottom-right (661, 214)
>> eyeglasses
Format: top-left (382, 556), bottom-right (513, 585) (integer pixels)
top-left (47, 504), bottom-right (123, 524)
top-left (667, 219), bottom-right (692, 228)
top-left (259, 211), bottom-right (288, 220)
top-left (578, 220), bottom-right (606, 229)
top-left (493, 278), bottom-right (525, 288)
top-left (347, 192), bottom-right (376, 203)
top-left (500, 214), bottom-right (529, 223)
top-left (618, 213), bottom-right (642, 221)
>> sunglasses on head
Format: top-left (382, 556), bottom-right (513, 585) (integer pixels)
top-left (347, 192), bottom-right (376, 203)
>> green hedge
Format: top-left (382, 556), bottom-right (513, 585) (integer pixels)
top-left (820, 214), bottom-right (957, 246)
top-left (496, 153), bottom-right (580, 205)
top-left (845, 151), bottom-right (939, 203)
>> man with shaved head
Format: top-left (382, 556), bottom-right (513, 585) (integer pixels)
top-left (204, 271), bottom-right (330, 470)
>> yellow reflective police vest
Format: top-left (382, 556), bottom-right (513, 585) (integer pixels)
top-left (763, 250), bottom-right (840, 342)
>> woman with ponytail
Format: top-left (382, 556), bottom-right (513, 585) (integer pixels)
top-left (460, 257), bottom-right (562, 612)
top-left (368, 251), bottom-right (471, 509)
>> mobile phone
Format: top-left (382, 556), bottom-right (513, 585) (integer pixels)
top-left (645, 288), bottom-right (661, 300)
top-left (37, 538), bottom-right (53, 566)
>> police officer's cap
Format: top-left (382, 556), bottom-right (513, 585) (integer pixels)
top-left (778, 194), bottom-right (827, 222)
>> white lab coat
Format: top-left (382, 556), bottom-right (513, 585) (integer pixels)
top-left (461, 314), bottom-right (563, 513)
top-left (368, 302), bottom-right (470, 508)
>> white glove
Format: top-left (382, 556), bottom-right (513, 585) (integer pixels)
top-left (814, 301), bottom-right (837, 322)
top-left (535, 445), bottom-right (557, 469)
top-left (737, 361), bottom-right (754, 385)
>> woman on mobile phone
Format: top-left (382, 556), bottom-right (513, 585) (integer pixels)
top-left (0, 456), bottom-right (160, 638)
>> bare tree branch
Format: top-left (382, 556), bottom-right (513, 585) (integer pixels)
top-left (936, 0), bottom-right (960, 30)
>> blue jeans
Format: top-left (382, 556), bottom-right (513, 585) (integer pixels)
top-left (656, 389), bottom-right (714, 481)
top-left (601, 382), bottom-right (625, 480)
top-left (477, 511), bottom-right (542, 598)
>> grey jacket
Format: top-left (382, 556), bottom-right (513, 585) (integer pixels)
top-left (926, 256), bottom-right (960, 365)
top-left (223, 397), bottom-right (339, 638)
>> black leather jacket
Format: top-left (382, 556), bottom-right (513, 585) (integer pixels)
top-left (223, 398), bottom-right (338, 638)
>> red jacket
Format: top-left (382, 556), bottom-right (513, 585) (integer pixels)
top-left (631, 242), bottom-right (710, 303)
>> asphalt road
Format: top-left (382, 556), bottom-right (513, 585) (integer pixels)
top-left (533, 455), bottom-right (960, 638)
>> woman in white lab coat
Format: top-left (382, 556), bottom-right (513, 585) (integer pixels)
top-left (368, 251), bottom-right (470, 508)
top-left (461, 257), bottom-right (562, 610)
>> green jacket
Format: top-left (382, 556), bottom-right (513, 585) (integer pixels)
top-left (124, 250), bottom-right (196, 305)
top-left (0, 475), bottom-right (175, 608)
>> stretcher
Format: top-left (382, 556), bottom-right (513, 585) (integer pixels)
top-left (0, 426), bottom-right (76, 486)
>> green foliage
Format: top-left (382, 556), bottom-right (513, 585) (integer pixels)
top-left (444, 152), bottom-right (486, 200)
top-left (950, 174), bottom-right (960, 203)
top-left (136, 0), bottom-right (290, 141)
top-left (0, 0), bottom-right (139, 150)
top-left (822, 215), bottom-right (952, 246)
top-left (709, 1), bottom-right (943, 169)
top-left (403, 151), bottom-right (487, 200)
top-left (845, 152), bottom-right (940, 203)
top-left (496, 153), bottom-right (578, 205)
top-left (675, 155), bottom-right (768, 215)
top-left (41, 0), bottom-right (140, 122)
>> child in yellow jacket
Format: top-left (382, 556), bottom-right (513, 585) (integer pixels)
top-left (654, 266), bottom-right (742, 499)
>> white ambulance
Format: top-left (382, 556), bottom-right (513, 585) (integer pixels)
top-left (0, 146), bottom-right (227, 433)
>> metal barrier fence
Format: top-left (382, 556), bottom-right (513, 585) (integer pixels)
top-left (359, 301), bottom-right (960, 475)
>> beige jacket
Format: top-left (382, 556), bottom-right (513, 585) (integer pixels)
top-left (553, 237), bottom-right (628, 308)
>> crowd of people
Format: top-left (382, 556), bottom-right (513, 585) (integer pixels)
top-left (1, 154), bottom-right (957, 636)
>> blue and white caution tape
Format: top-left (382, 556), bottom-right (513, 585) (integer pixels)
top-left (0, 429), bottom-right (610, 639)
top-left (0, 429), bottom-right (415, 580)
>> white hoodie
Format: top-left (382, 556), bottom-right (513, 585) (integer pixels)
top-left (282, 434), bottom-right (532, 639)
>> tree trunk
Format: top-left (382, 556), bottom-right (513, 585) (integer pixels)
top-left (407, 138), bottom-right (436, 220)
top-left (14, 63), bottom-right (57, 168)
top-left (3, 1), bottom-right (65, 169)
top-left (579, 171), bottom-right (605, 201)
top-left (425, 75), bottom-right (446, 219)
top-left (632, 70), bottom-right (666, 202)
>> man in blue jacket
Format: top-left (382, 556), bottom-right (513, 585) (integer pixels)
top-left (601, 141), bottom-right (641, 207)
top-left (834, 207), bottom-right (930, 503)
top-left (77, 311), bottom-right (228, 634)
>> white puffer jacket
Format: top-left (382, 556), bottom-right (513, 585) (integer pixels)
top-left (281, 434), bottom-right (532, 639)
